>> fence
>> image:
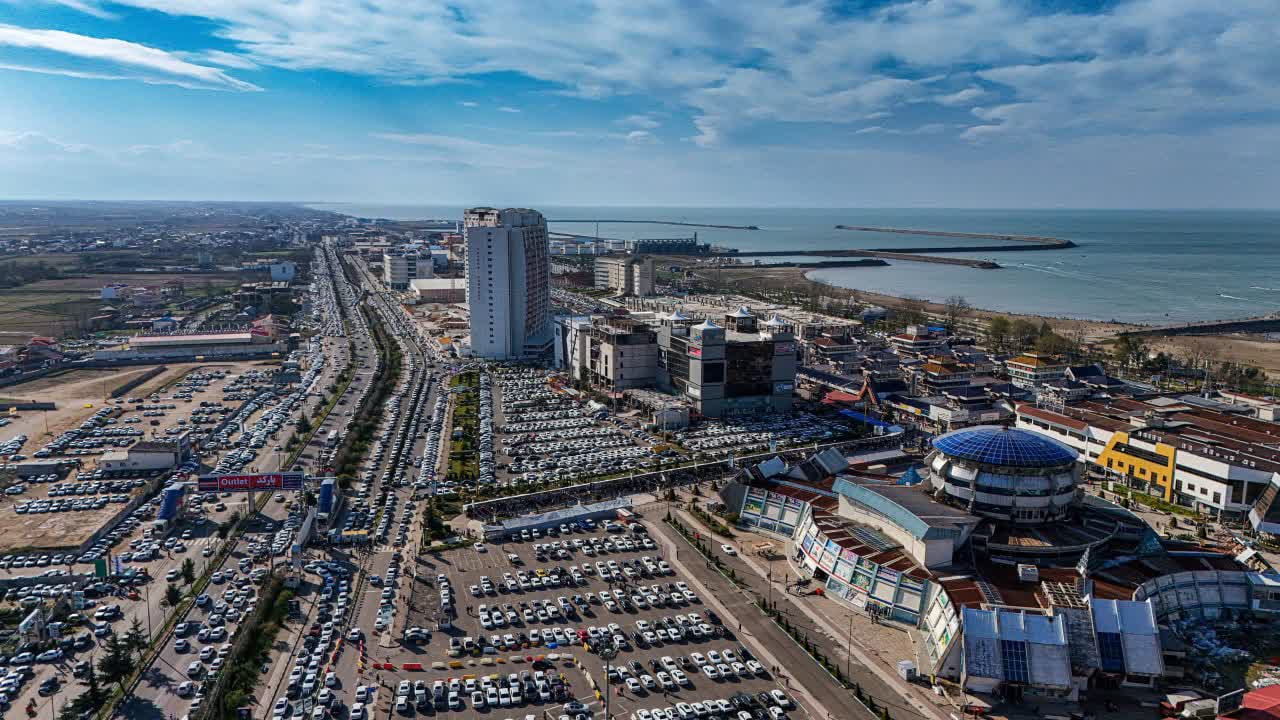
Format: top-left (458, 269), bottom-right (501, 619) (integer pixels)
top-left (109, 365), bottom-right (168, 398)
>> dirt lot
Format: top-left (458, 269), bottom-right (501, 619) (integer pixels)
top-left (1152, 334), bottom-right (1280, 378)
top-left (0, 360), bottom-right (273, 551)
top-left (0, 272), bottom-right (241, 335)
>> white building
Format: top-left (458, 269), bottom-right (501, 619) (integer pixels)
top-left (268, 261), bottom-right (297, 282)
top-left (464, 207), bottom-right (552, 359)
top-left (593, 256), bottom-right (656, 296)
top-left (383, 250), bottom-right (430, 290)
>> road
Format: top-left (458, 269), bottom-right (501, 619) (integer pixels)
top-left (114, 242), bottom-right (378, 720)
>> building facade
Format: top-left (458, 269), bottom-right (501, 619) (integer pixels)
top-left (383, 249), bottom-right (431, 290)
top-left (593, 256), bottom-right (656, 296)
top-left (464, 208), bottom-right (553, 360)
top-left (655, 312), bottom-right (796, 418)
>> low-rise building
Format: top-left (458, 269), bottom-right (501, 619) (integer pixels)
top-left (409, 278), bottom-right (465, 304)
top-left (1005, 352), bottom-right (1068, 389)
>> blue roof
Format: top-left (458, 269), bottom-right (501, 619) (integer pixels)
top-left (932, 425), bottom-right (1076, 468)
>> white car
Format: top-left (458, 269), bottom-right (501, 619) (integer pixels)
top-left (721, 544), bottom-right (737, 556)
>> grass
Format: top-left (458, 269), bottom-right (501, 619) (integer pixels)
top-left (0, 272), bottom-right (242, 335)
top-left (1109, 483), bottom-right (1201, 518)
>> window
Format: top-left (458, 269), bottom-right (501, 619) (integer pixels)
top-left (1213, 492), bottom-right (1221, 504)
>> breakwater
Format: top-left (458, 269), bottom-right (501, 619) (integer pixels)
top-left (551, 219), bottom-right (759, 230)
top-left (835, 224), bottom-right (1075, 250)
top-left (717, 249), bottom-right (999, 269)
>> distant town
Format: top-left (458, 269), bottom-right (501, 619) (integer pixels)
top-left (0, 201), bottom-right (1276, 720)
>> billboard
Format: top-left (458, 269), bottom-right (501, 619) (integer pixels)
top-left (198, 472), bottom-right (304, 492)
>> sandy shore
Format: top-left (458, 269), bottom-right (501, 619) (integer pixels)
top-left (708, 265), bottom-right (1280, 377)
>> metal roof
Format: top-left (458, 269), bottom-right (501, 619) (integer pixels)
top-left (933, 425), bottom-right (1077, 468)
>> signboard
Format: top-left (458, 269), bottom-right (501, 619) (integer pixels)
top-left (773, 382), bottom-right (794, 394)
top-left (688, 346), bottom-right (702, 358)
top-left (198, 472), bottom-right (304, 492)
top-left (774, 341), bottom-right (795, 355)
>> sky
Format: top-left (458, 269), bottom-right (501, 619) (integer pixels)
top-left (0, 0), bottom-right (1278, 208)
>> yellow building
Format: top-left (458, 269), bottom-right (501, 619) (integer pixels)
top-left (1096, 431), bottom-right (1176, 500)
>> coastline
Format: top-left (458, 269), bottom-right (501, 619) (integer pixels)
top-left (742, 265), bottom-right (1278, 376)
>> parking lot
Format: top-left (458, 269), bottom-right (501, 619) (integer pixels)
top-left (296, 516), bottom-right (805, 720)
top-left (0, 361), bottom-right (292, 554)
top-left (492, 367), bottom-right (669, 490)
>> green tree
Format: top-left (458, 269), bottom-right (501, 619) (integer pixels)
top-left (1112, 334), bottom-right (1147, 371)
top-left (1010, 318), bottom-right (1039, 352)
top-left (986, 316), bottom-right (1011, 353)
top-left (123, 617), bottom-right (147, 661)
top-left (181, 558), bottom-right (195, 585)
top-left (97, 633), bottom-right (135, 689)
top-left (296, 414), bottom-right (312, 434)
top-left (896, 297), bottom-right (927, 328)
top-left (163, 584), bottom-right (182, 609)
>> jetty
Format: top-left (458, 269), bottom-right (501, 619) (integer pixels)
top-left (550, 219), bottom-right (760, 230)
top-left (836, 224), bottom-right (1075, 251)
top-left (1122, 312), bottom-right (1280, 338)
top-left (711, 248), bottom-right (999, 269)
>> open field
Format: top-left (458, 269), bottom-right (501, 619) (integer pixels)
top-left (0, 359), bottom-right (277, 552)
top-left (0, 271), bottom-right (243, 335)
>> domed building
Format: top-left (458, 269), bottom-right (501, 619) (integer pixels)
top-left (927, 425), bottom-right (1080, 525)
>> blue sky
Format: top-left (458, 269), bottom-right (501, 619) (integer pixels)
top-left (0, 0), bottom-right (1277, 208)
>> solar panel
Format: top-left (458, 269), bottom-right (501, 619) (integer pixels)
top-left (849, 525), bottom-right (898, 553)
top-left (933, 426), bottom-right (1076, 468)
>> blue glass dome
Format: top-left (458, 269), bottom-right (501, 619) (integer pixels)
top-left (932, 425), bottom-right (1076, 468)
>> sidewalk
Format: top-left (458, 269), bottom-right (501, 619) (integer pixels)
top-left (659, 501), bottom-right (949, 720)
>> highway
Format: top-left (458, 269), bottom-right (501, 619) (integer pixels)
top-left (112, 241), bottom-right (378, 720)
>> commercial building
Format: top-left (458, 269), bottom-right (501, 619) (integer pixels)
top-left (566, 316), bottom-right (658, 391)
top-left (593, 256), bottom-right (655, 296)
top-left (383, 249), bottom-right (431, 290)
top-left (409, 278), bottom-right (465, 304)
top-left (464, 207), bottom-right (552, 360)
top-left (1015, 397), bottom-right (1280, 522)
top-left (655, 310), bottom-right (796, 418)
top-left (721, 436), bottom-right (1272, 701)
top-left (99, 435), bottom-right (190, 474)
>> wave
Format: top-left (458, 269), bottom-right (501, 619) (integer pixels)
top-left (1218, 293), bottom-right (1247, 300)
top-left (1249, 286), bottom-right (1280, 291)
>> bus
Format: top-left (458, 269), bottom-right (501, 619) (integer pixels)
top-left (325, 429), bottom-right (341, 448)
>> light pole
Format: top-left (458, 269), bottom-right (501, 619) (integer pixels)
top-left (599, 641), bottom-right (618, 720)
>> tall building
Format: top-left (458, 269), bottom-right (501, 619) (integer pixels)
top-left (465, 207), bottom-right (552, 359)
top-left (593, 255), bottom-right (655, 296)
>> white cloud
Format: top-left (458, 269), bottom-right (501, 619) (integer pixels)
top-left (619, 114), bottom-right (660, 129)
top-left (30, 0), bottom-right (1280, 147)
top-left (0, 23), bottom-right (260, 91)
top-left (624, 130), bottom-right (658, 145)
top-left (497, 106), bottom-right (521, 113)
top-left (457, 101), bottom-right (478, 107)
top-left (934, 87), bottom-right (985, 106)
top-left (370, 131), bottom-right (553, 169)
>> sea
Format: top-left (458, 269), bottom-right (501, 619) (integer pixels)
top-left (307, 204), bottom-right (1280, 325)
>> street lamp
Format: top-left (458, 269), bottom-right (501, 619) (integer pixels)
top-left (598, 640), bottom-right (619, 720)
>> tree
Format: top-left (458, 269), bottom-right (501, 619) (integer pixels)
top-left (1010, 318), bottom-right (1039, 352)
top-left (123, 617), bottom-right (147, 661)
top-left (986, 316), bottom-right (1012, 353)
top-left (896, 297), bottom-right (927, 328)
top-left (1035, 331), bottom-right (1073, 357)
top-left (163, 584), bottom-right (182, 609)
top-left (97, 633), bottom-right (135, 689)
top-left (181, 558), bottom-right (195, 585)
top-left (942, 295), bottom-right (971, 333)
top-left (296, 414), bottom-right (313, 434)
top-left (1112, 334), bottom-right (1147, 371)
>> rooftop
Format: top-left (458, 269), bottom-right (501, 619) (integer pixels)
top-left (933, 425), bottom-right (1077, 468)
